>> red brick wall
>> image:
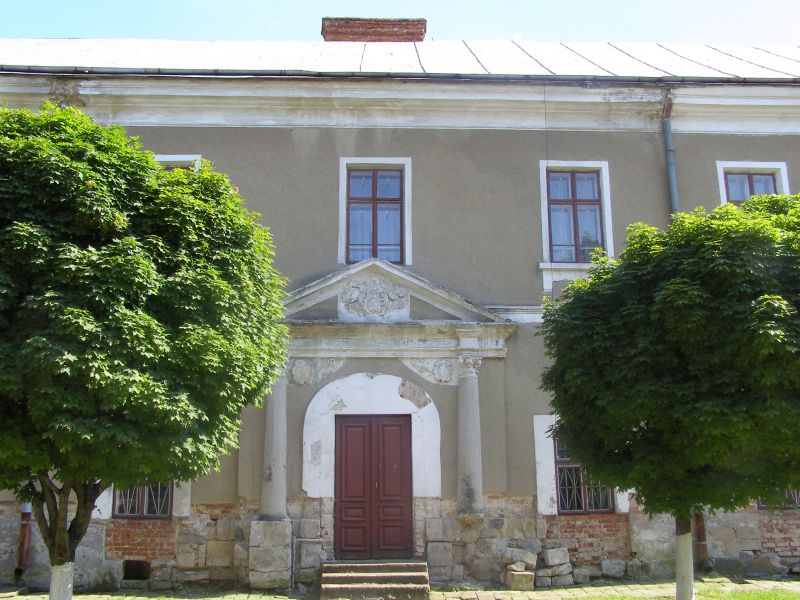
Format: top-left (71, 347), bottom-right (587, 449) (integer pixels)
top-left (761, 511), bottom-right (800, 556)
top-left (544, 513), bottom-right (630, 565)
top-left (321, 18), bottom-right (426, 42)
top-left (105, 519), bottom-right (176, 561)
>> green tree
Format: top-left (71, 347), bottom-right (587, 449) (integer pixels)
top-left (541, 196), bottom-right (800, 600)
top-left (0, 104), bottom-right (287, 600)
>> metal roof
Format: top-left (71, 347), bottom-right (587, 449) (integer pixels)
top-left (1, 39), bottom-right (800, 81)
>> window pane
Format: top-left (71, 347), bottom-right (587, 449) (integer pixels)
top-left (586, 480), bottom-right (614, 510)
top-left (348, 246), bottom-right (372, 262)
top-left (377, 246), bottom-right (401, 262)
top-left (115, 486), bottom-right (139, 515)
top-left (548, 173), bottom-right (571, 200)
top-left (752, 174), bottom-right (776, 195)
top-left (145, 482), bottom-right (171, 516)
top-left (726, 173), bottom-right (750, 202)
top-left (550, 205), bottom-right (575, 262)
top-left (349, 171), bottom-right (373, 198)
top-left (575, 173), bottom-right (599, 200)
top-left (349, 204), bottom-right (372, 245)
top-left (555, 437), bottom-right (571, 461)
top-left (377, 171), bottom-right (401, 199)
top-left (377, 205), bottom-right (401, 245)
top-left (557, 466), bottom-right (584, 511)
top-left (578, 205), bottom-right (602, 261)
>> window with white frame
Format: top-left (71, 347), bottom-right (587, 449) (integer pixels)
top-left (339, 158), bottom-right (412, 265)
top-left (538, 161), bottom-right (614, 293)
top-left (716, 161), bottom-right (789, 205)
top-left (533, 414), bottom-right (629, 516)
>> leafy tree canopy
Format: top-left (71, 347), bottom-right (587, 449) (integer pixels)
top-left (541, 195), bottom-right (800, 517)
top-left (0, 103), bottom-right (286, 564)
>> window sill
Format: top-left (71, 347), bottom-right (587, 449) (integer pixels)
top-left (539, 262), bottom-right (594, 294)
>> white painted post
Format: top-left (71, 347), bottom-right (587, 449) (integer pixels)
top-left (260, 372), bottom-right (288, 520)
top-left (49, 562), bottom-right (74, 600)
top-left (457, 353), bottom-right (484, 514)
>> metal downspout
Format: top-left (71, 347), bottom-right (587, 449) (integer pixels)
top-left (14, 502), bottom-right (32, 581)
top-left (663, 91), bottom-right (680, 215)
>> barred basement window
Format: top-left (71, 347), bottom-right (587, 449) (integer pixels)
top-left (113, 482), bottom-right (173, 518)
top-left (757, 490), bottom-right (800, 509)
top-left (555, 438), bottom-right (614, 514)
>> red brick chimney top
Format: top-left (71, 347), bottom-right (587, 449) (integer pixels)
top-left (321, 18), bottom-right (427, 42)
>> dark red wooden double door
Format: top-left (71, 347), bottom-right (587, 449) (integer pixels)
top-left (334, 415), bottom-right (413, 559)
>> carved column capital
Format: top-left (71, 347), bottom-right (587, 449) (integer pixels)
top-left (458, 354), bottom-right (482, 377)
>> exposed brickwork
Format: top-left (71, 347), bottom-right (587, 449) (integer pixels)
top-left (762, 510), bottom-right (800, 557)
top-left (321, 18), bottom-right (426, 42)
top-left (544, 513), bottom-right (630, 565)
top-left (104, 518), bottom-right (176, 561)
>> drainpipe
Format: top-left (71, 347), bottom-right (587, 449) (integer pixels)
top-left (663, 91), bottom-right (681, 215)
top-left (693, 511), bottom-right (710, 570)
top-left (14, 502), bottom-right (32, 581)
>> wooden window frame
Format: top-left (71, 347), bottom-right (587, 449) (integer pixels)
top-left (723, 171), bottom-right (776, 204)
top-left (346, 168), bottom-right (405, 264)
top-left (554, 438), bottom-right (614, 515)
top-left (546, 170), bottom-right (605, 264)
top-left (112, 482), bottom-right (173, 519)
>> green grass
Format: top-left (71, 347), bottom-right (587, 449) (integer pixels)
top-left (596, 593), bottom-right (800, 600)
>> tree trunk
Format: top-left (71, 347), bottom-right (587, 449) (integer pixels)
top-left (675, 511), bottom-right (695, 600)
top-left (28, 475), bottom-right (105, 600)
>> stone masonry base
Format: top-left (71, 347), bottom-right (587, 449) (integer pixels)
top-left (0, 496), bottom-right (798, 591)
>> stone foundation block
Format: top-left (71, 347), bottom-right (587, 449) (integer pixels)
top-left (552, 574), bottom-right (574, 586)
top-left (295, 568), bottom-right (317, 583)
top-left (249, 520), bottom-right (292, 548)
top-left (249, 570), bottom-right (289, 589)
top-left (427, 542), bottom-right (453, 567)
top-left (543, 547), bottom-right (570, 567)
top-left (506, 570), bottom-right (535, 591)
top-left (573, 565), bottom-right (601, 584)
top-left (452, 564), bottom-right (464, 581)
top-left (601, 559), bottom-right (626, 578)
top-left (429, 566), bottom-right (452, 581)
top-left (299, 541), bottom-right (322, 569)
top-left (205, 540), bottom-right (233, 567)
top-left (508, 561), bottom-right (526, 572)
top-left (250, 546), bottom-right (290, 571)
top-left (535, 575), bottom-right (552, 587)
top-left (299, 518), bottom-right (320, 539)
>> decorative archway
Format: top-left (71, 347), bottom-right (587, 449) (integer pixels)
top-left (302, 372), bottom-right (441, 498)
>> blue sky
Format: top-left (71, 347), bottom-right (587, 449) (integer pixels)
top-left (0, 0), bottom-right (797, 43)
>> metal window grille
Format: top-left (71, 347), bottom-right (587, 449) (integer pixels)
top-left (554, 438), bottom-right (614, 513)
top-left (113, 482), bottom-right (172, 518)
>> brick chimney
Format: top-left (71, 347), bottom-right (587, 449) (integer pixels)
top-left (321, 18), bottom-right (427, 42)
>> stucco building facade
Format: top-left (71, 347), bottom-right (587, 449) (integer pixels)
top-left (1, 20), bottom-right (799, 591)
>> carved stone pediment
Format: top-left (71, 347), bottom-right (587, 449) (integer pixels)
top-left (340, 277), bottom-right (410, 322)
top-left (284, 258), bottom-right (508, 325)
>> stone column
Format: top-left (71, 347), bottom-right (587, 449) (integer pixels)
top-left (251, 370), bottom-right (292, 590)
top-left (260, 371), bottom-right (288, 520)
top-left (457, 353), bottom-right (484, 514)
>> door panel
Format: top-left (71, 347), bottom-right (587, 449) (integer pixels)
top-left (334, 415), bottom-right (412, 559)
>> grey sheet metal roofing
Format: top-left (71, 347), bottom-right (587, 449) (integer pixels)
top-left (1, 38), bottom-right (800, 81)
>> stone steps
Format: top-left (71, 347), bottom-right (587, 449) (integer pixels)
top-left (320, 560), bottom-right (430, 600)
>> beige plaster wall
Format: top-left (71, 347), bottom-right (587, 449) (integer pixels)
top-left (128, 126), bottom-right (669, 304)
top-left (504, 324), bottom-right (551, 495)
top-left (674, 133), bottom-right (800, 211)
top-left (191, 451), bottom-right (238, 505)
